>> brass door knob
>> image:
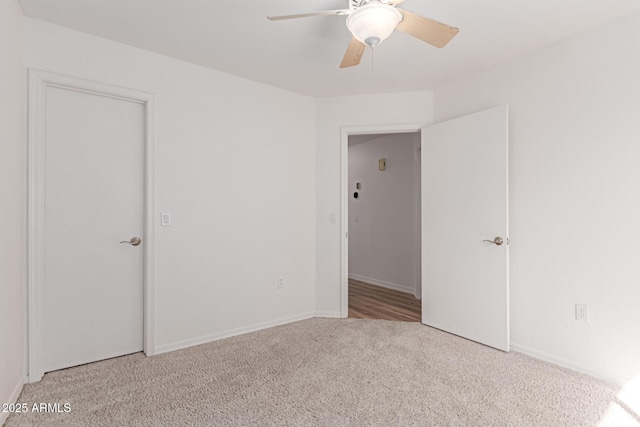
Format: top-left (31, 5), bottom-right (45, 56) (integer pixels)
top-left (483, 237), bottom-right (504, 246)
top-left (120, 237), bottom-right (142, 246)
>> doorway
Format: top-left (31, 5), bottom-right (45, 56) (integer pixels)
top-left (27, 70), bottom-right (156, 382)
top-left (347, 132), bottom-right (421, 321)
top-left (340, 108), bottom-right (509, 351)
top-left (340, 124), bottom-right (425, 320)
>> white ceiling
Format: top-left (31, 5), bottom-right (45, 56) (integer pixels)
top-left (18, 0), bottom-right (640, 97)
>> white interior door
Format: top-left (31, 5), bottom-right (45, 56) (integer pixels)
top-left (43, 86), bottom-right (144, 372)
top-left (421, 105), bottom-right (509, 351)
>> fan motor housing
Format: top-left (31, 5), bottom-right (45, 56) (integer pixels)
top-left (350, 0), bottom-right (397, 10)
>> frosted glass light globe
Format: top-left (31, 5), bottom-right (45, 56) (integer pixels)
top-left (346, 3), bottom-right (403, 48)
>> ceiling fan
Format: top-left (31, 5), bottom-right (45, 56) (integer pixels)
top-left (267, 0), bottom-right (459, 68)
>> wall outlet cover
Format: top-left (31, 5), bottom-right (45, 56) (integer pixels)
top-left (575, 304), bottom-right (589, 322)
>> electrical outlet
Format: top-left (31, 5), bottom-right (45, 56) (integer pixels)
top-left (575, 304), bottom-right (589, 322)
top-left (277, 277), bottom-right (285, 289)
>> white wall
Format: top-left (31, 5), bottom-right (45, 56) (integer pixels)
top-left (348, 133), bottom-right (421, 295)
top-left (315, 92), bottom-right (433, 316)
top-left (0, 0), bottom-right (25, 420)
top-left (22, 18), bottom-right (316, 352)
top-left (434, 10), bottom-right (640, 383)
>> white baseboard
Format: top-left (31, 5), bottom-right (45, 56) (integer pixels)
top-left (314, 311), bottom-right (343, 318)
top-left (349, 274), bottom-right (416, 295)
top-left (154, 312), bottom-right (315, 355)
top-left (1, 377), bottom-right (24, 426)
top-left (510, 343), bottom-right (630, 386)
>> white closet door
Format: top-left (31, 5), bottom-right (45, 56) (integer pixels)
top-left (43, 86), bottom-right (144, 372)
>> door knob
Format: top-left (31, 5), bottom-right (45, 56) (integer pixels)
top-left (120, 237), bottom-right (142, 246)
top-left (483, 237), bottom-right (504, 246)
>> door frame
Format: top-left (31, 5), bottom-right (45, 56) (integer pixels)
top-left (340, 123), bottom-right (426, 318)
top-left (27, 69), bottom-right (156, 382)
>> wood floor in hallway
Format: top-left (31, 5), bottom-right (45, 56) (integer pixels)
top-left (348, 279), bottom-right (421, 322)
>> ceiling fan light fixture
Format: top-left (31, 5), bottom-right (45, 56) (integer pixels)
top-left (346, 3), bottom-right (402, 48)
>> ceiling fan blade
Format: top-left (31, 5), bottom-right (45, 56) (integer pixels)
top-left (340, 37), bottom-right (366, 68)
top-left (396, 9), bottom-right (459, 48)
top-left (267, 9), bottom-right (351, 21)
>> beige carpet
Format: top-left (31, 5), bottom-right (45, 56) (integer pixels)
top-left (6, 318), bottom-right (638, 426)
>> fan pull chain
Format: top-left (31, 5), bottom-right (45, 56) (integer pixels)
top-left (370, 46), bottom-right (374, 72)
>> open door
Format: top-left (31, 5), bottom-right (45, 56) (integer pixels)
top-left (421, 105), bottom-right (509, 351)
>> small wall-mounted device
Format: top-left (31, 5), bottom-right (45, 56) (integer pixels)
top-left (161, 212), bottom-right (171, 226)
top-left (379, 158), bottom-right (387, 171)
top-left (356, 182), bottom-right (361, 190)
top-left (353, 192), bottom-right (359, 199)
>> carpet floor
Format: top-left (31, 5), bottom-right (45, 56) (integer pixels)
top-left (6, 318), bottom-right (638, 426)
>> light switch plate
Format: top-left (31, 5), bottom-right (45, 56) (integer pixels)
top-left (161, 212), bottom-right (171, 226)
